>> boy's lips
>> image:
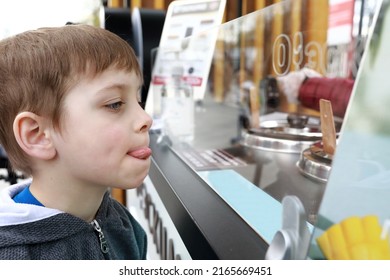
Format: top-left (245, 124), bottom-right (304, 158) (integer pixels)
top-left (127, 147), bottom-right (152, 159)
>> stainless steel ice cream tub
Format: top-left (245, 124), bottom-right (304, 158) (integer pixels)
top-left (241, 112), bottom-right (342, 154)
top-left (297, 141), bottom-right (334, 183)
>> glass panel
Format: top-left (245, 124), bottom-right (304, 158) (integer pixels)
top-left (146, 0), bottom-right (385, 258)
top-left (310, 0), bottom-right (390, 260)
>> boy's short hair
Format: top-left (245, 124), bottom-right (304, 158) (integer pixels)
top-left (0, 24), bottom-right (142, 175)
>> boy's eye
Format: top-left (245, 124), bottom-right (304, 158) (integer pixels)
top-left (105, 101), bottom-right (126, 111)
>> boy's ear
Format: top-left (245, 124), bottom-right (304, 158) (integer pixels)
top-left (13, 112), bottom-right (57, 160)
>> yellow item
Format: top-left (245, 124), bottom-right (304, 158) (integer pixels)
top-left (316, 215), bottom-right (390, 260)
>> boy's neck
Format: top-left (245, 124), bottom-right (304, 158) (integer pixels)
top-left (29, 174), bottom-right (108, 222)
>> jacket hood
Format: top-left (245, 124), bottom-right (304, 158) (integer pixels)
top-left (0, 180), bottom-right (94, 248)
top-left (0, 180), bottom-right (62, 226)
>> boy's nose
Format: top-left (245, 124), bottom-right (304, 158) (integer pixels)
top-left (138, 109), bottom-right (153, 133)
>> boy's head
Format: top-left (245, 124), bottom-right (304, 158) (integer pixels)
top-left (0, 24), bottom-right (142, 176)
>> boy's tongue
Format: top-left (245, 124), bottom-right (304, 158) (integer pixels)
top-left (128, 147), bottom-right (152, 159)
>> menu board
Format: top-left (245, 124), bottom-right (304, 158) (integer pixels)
top-left (145, 0), bottom-right (226, 116)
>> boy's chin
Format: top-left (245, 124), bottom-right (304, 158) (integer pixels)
top-left (114, 177), bottom-right (148, 190)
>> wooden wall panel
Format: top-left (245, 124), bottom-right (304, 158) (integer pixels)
top-left (213, 39), bottom-right (225, 102)
top-left (131, 0), bottom-right (142, 8)
top-left (290, 0), bottom-right (303, 72)
top-left (108, 0), bottom-right (124, 8)
top-left (253, 0), bottom-right (266, 89)
top-left (270, 0), bottom-right (283, 76)
top-left (225, 0), bottom-right (240, 22)
top-left (303, 0), bottom-right (329, 75)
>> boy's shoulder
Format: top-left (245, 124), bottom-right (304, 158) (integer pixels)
top-left (99, 193), bottom-right (147, 259)
top-left (102, 192), bottom-right (146, 238)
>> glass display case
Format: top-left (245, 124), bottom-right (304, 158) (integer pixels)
top-left (142, 0), bottom-right (388, 260)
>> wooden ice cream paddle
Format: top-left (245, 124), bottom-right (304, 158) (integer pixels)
top-left (249, 85), bottom-right (260, 128)
top-left (319, 99), bottom-right (337, 155)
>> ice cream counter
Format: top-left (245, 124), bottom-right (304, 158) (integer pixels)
top-left (129, 98), bottom-right (331, 260)
top-left (126, 0), bottom-right (390, 260)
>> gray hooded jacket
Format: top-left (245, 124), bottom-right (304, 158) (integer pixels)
top-left (0, 180), bottom-right (147, 260)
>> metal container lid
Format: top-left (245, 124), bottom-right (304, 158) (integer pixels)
top-left (241, 112), bottom-right (342, 153)
top-left (296, 141), bottom-right (333, 183)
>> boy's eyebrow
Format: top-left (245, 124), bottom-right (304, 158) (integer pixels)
top-left (95, 83), bottom-right (142, 95)
top-left (96, 83), bottom-right (126, 94)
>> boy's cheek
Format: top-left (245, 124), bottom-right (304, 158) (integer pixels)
top-left (104, 126), bottom-right (127, 142)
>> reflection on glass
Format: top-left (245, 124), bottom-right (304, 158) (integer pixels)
top-left (146, 0), bottom-right (387, 259)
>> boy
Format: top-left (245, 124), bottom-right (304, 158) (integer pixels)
top-left (0, 24), bottom-right (153, 259)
